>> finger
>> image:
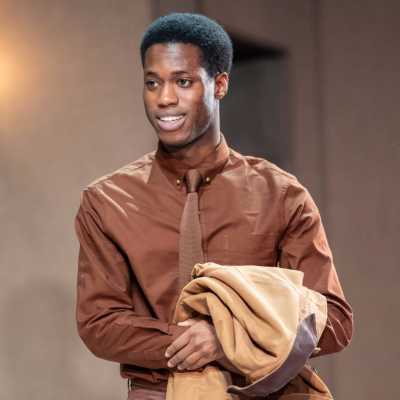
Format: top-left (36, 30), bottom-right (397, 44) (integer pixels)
top-left (185, 355), bottom-right (209, 371)
top-left (165, 329), bottom-right (191, 358)
top-left (167, 343), bottom-right (197, 368)
top-left (177, 351), bottom-right (203, 370)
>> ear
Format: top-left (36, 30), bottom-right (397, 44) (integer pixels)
top-left (214, 72), bottom-right (229, 100)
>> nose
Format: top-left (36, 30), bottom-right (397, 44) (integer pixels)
top-left (158, 82), bottom-right (178, 107)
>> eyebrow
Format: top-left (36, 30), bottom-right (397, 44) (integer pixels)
top-left (145, 70), bottom-right (192, 78)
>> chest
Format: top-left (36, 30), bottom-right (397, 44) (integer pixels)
top-left (105, 176), bottom-right (284, 277)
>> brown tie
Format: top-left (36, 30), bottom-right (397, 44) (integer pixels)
top-left (179, 169), bottom-right (204, 291)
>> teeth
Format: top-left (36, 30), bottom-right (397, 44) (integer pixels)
top-left (159, 115), bottom-right (184, 121)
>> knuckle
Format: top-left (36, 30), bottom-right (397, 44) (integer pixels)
top-left (191, 361), bottom-right (203, 370)
top-left (192, 341), bottom-right (201, 351)
top-left (198, 348), bottom-right (207, 357)
top-left (170, 356), bottom-right (179, 365)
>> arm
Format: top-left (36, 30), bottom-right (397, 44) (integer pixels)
top-left (279, 180), bottom-right (354, 356)
top-left (75, 187), bottom-right (188, 369)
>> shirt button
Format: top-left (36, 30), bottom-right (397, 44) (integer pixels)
top-left (205, 177), bottom-right (211, 184)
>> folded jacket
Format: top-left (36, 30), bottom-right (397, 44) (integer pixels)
top-left (166, 262), bottom-right (333, 399)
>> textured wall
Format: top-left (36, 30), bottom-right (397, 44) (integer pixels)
top-left (320, 1), bottom-right (400, 397)
top-left (0, 1), bottom-right (153, 399)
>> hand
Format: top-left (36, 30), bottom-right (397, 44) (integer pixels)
top-left (165, 317), bottom-right (224, 371)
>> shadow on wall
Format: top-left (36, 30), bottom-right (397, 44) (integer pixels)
top-left (221, 34), bottom-right (291, 172)
top-left (1, 279), bottom-right (100, 400)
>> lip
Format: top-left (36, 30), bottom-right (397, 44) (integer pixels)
top-left (156, 114), bottom-right (186, 132)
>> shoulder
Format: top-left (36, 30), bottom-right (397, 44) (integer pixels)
top-left (87, 151), bottom-right (155, 189)
top-left (79, 150), bottom-right (156, 205)
top-left (229, 148), bottom-right (319, 226)
top-left (229, 147), bottom-right (302, 193)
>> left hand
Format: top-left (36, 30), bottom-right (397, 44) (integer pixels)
top-left (165, 317), bottom-right (224, 371)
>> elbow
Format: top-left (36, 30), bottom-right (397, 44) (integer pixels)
top-left (315, 308), bottom-right (354, 356)
top-left (77, 319), bottom-right (113, 361)
top-left (343, 312), bottom-right (354, 348)
top-left (332, 312), bottom-right (354, 352)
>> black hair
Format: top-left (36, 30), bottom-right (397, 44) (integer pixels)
top-left (140, 13), bottom-right (233, 77)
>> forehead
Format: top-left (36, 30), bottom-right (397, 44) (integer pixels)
top-left (143, 43), bottom-right (204, 74)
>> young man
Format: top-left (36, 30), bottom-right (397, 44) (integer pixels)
top-left (75, 13), bottom-right (353, 400)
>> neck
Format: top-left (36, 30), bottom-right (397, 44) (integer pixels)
top-left (162, 121), bottom-right (221, 165)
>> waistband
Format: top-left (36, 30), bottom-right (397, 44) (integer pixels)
top-left (128, 377), bottom-right (167, 393)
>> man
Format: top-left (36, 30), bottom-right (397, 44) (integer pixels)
top-left (74, 13), bottom-right (353, 400)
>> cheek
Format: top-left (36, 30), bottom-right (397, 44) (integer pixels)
top-left (142, 98), bottom-right (151, 118)
top-left (143, 92), bottom-right (152, 109)
top-left (201, 84), bottom-right (216, 118)
top-left (143, 96), bottom-right (157, 125)
top-left (191, 93), bottom-right (214, 122)
top-left (203, 94), bottom-right (214, 117)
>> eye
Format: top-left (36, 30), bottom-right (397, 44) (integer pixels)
top-left (177, 78), bottom-right (192, 88)
top-left (145, 80), bottom-right (158, 90)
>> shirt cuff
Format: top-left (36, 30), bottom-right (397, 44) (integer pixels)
top-left (168, 323), bottom-right (190, 342)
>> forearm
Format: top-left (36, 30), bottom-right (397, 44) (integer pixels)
top-left (77, 309), bottom-right (189, 368)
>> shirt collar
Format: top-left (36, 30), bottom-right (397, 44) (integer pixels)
top-left (154, 133), bottom-right (230, 190)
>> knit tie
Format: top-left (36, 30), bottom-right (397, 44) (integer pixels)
top-left (178, 169), bottom-right (204, 291)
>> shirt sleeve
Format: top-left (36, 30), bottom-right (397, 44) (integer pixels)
top-left (278, 180), bottom-right (354, 356)
top-left (74, 186), bottom-right (189, 369)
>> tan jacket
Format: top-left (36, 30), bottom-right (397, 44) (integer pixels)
top-left (166, 263), bottom-right (333, 399)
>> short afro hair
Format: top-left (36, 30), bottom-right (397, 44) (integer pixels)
top-left (140, 13), bottom-right (233, 77)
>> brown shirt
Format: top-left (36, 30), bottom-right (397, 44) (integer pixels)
top-left (74, 135), bottom-right (353, 385)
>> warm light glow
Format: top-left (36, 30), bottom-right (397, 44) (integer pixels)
top-left (0, 44), bottom-right (36, 116)
top-left (0, 53), bottom-right (16, 96)
top-left (0, 49), bottom-right (26, 114)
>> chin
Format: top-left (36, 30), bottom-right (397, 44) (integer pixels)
top-left (157, 129), bottom-right (194, 149)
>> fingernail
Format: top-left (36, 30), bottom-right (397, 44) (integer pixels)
top-left (167, 362), bottom-right (173, 367)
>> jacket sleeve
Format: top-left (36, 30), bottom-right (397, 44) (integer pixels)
top-left (278, 180), bottom-right (354, 356)
top-left (74, 187), bottom-right (188, 369)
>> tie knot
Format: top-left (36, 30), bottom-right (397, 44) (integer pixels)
top-left (184, 169), bottom-right (202, 193)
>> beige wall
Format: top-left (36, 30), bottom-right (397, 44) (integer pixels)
top-left (320, 1), bottom-right (400, 397)
top-left (1, 1), bottom-right (398, 399)
top-left (0, 1), bottom-right (153, 399)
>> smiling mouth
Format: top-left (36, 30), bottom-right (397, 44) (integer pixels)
top-left (156, 114), bottom-right (186, 131)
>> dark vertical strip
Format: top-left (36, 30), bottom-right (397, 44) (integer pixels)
top-left (312, 0), bottom-right (337, 394)
top-left (151, 0), bottom-right (160, 18)
top-left (281, 54), bottom-right (293, 174)
top-left (313, 0), bottom-right (327, 216)
top-left (195, 0), bottom-right (205, 14)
